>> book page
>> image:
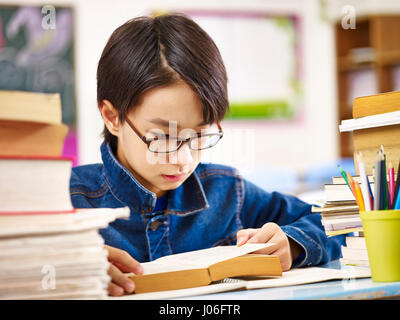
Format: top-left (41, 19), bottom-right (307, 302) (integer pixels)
top-left (135, 243), bottom-right (275, 276)
top-left (0, 207), bottom-right (130, 237)
top-left (138, 261), bottom-right (195, 275)
top-left (109, 279), bottom-right (247, 300)
top-left (245, 266), bottom-right (371, 289)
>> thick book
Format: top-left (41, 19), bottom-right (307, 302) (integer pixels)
top-left (321, 215), bottom-right (362, 232)
top-left (113, 266), bottom-right (371, 300)
top-left (0, 156), bottom-right (74, 213)
top-left (341, 247), bottom-right (369, 261)
top-left (353, 91), bottom-right (400, 119)
top-left (312, 205), bottom-right (359, 214)
top-left (340, 258), bottom-right (369, 267)
top-left (340, 236), bottom-right (368, 267)
top-left (349, 91), bottom-right (400, 176)
top-left (332, 175), bottom-right (374, 185)
top-left (340, 243), bottom-right (369, 267)
top-left (345, 236), bottom-right (366, 250)
top-left (127, 244), bottom-right (282, 293)
top-left (0, 120), bottom-right (68, 157)
top-left (326, 227), bottom-right (363, 237)
top-left (324, 183), bottom-right (356, 202)
top-left (0, 207), bottom-right (130, 237)
top-left (324, 182), bottom-right (376, 202)
top-left (0, 207), bottom-right (130, 300)
top-left (0, 90), bottom-right (62, 125)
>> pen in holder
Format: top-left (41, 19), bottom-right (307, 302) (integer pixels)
top-left (340, 148), bottom-right (400, 281)
top-left (360, 210), bottom-right (400, 282)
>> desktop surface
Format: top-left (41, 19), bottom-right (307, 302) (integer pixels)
top-left (177, 261), bottom-right (400, 300)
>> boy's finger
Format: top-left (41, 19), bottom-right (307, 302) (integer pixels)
top-left (252, 242), bottom-right (279, 255)
top-left (247, 223), bottom-right (276, 244)
top-left (271, 248), bottom-right (292, 271)
top-left (106, 245), bottom-right (143, 274)
top-left (113, 261), bottom-right (142, 274)
top-left (108, 282), bottom-right (124, 296)
top-left (251, 233), bottom-right (282, 254)
top-left (236, 228), bottom-right (257, 246)
top-left (108, 264), bottom-right (135, 294)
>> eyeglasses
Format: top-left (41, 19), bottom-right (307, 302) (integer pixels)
top-left (125, 117), bottom-right (224, 153)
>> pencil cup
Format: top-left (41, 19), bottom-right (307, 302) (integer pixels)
top-left (360, 210), bottom-right (400, 282)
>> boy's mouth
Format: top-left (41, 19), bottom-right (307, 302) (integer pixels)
top-left (162, 173), bottom-right (187, 182)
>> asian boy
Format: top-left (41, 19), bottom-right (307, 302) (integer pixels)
top-left (70, 14), bottom-right (345, 296)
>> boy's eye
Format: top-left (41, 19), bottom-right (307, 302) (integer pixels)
top-left (146, 130), bottom-right (166, 140)
top-left (146, 130), bottom-right (204, 140)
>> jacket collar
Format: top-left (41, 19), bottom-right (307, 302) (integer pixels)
top-left (101, 142), bottom-right (209, 214)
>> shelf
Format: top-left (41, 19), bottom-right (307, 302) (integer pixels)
top-left (379, 50), bottom-right (400, 66)
top-left (335, 15), bottom-right (400, 157)
top-left (337, 58), bottom-right (374, 72)
top-left (337, 51), bottom-right (400, 73)
top-left (338, 107), bottom-right (353, 121)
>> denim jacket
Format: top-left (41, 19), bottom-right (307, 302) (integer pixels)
top-left (70, 142), bottom-right (345, 266)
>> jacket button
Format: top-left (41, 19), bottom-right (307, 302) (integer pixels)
top-left (150, 220), bottom-right (161, 231)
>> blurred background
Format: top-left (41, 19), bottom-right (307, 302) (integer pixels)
top-left (1, 0), bottom-right (400, 200)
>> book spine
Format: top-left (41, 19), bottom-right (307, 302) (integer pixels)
top-left (353, 91), bottom-right (400, 118)
top-left (0, 155), bottom-right (74, 161)
top-left (0, 209), bottom-right (76, 216)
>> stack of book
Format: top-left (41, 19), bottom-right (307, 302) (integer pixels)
top-left (313, 175), bottom-right (369, 267)
top-left (340, 234), bottom-right (369, 267)
top-left (0, 90), bottom-right (128, 299)
top-left (0, 206), bottom-right (129, 299)
top-left (313, 174), bottom-right (366, 237)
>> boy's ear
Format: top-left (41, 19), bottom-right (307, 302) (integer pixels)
top-left (99, 99), bottom-right (120, 136)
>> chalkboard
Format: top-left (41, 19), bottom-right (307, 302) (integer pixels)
top-left (0, 5), bottom-right (75, 125)
top-left (0, 4), bottom-right (77, 164)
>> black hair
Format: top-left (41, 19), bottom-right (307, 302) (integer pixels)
top-left (97, 13), bottom-right (228, 149)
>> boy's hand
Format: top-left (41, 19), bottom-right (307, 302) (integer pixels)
top-left (104, 245), bottom-right (143, 296)
top-left (236, 222), bottom-right (303, 271)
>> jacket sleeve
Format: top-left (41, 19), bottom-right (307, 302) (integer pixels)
top-left (239, 177), bottom-right (345, 267)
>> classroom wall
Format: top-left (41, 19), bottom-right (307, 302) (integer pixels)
top-left (3, 0), bottom-right (400, 176)
top-left (79, 0), bottom-right (340, 174)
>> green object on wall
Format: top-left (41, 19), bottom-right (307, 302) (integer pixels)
top-left (226, 101), bottom-right (295, 119)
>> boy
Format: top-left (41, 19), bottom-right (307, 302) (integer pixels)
top-left (70, 14), bottom-right (345, 296)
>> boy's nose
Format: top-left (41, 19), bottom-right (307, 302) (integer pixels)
top-left (176, 142), bottom-right (193, 166)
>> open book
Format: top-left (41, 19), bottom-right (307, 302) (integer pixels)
top-left (113, 265), bottom-right (371, 300)
top-left (126, 244), bottom-right (282, 293)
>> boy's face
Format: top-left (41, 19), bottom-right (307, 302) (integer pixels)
top-left (104, 81), bottom-right (213, 197)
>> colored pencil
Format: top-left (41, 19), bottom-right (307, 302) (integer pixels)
top-left (357, 152), bottom-right (372, 211)
top-left (347, 172), bottom-right (365, 211)
top-left (393, 160), bottom-right (400, 209)
top-left (374, 151), bottom-right (382, 210)
top-left (395, 186), bottom-right (400, 210)
top-left (388, 161), bottom-right (395, 209)
top-left (347, 172), bottom-right (361, 208)
top-left (338, 165), bottom-right (353, 196)
top-left (380, 146), bottom-right (388, 210)
top-left (354, 181), bottom-right (366, 212)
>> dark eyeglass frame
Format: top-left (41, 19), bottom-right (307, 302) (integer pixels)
top-left (125, 117), bottom-right (224, 153)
